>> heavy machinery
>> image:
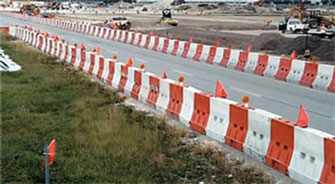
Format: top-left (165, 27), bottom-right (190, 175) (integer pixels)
top-left (20, 4), bottom-right (40, 16)
top-left (289, 4), bottom-right (335, 29)
top-left (102, 17), bottom-right (131, 30)
top-left (159, 9), bottom-right (178, 26)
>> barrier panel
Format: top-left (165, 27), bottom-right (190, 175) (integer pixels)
top-left (161, 39), bottom-right (170, 53)
top-left (152, 36), bottom-right (160, 51)
top-left (190, 92), bottom-right (211, 134)
top-left (253, 54), bottom-right (269, 76)
top-left (156, 37), bottom-right (166, 52)
top-left (78, 49), bottom-right (86, 71)
top-left (244, 52), bottom-right (259, 73)
top-left (166, 83), bottom-right (183, 120)
top-left (138, 72), bottom-right (153, 103)
top-left (244, 109), bottom-right (281, 162)
top-left (156, 78), bottom-right (174, 113)
top-left (234, 51), bottom-right (249, 71)
top-left (219, 49), bottom-right (231, 67)
top-left (319, 137), bottom-right (335, 184)
top-left (123, 31), bottom-right (129, 43)
top-left (286, 60), bottom-right (305, 84)
top-left (87, 53), bottom-right (96, 75)
top-left (124, 67), bottom-right (137, 96)
top-left (265, 118), bottom-right (295, 174)
top-left (212, 47), bottom-right (224, 65)
top-left (299, 63), bottom-right (318, 88)
top-left (106, 60), bottom-right (115, 86)
top-left (179, 86), bottom-right (201, 127)
top-left (275, 58), bottom-right (292, 81)
top-left (181, 42), bottom-right (191, 58)
top-left (176, 41), bottom-right (186, 57)
top-left (131, 70), bottom-right (142, 100)
top-left (264, 56), bottom-right (281, 78)
top-left (96, 56), bottom-right (105, 81)
top-left (136, 34), bottom-right (143, 47)
top-left (146, 75), bottom-right (160, 108)
top-left (186, 43), bottom-right (197, 59)
top-left (206, 98), bottom-right (237, 143)
top-left (143, 35), bottom-right (151, 49)
top-left (199, 45), bottom-right (210, 62)
top-left (206, 46), bottom-right (217, 64)
top-left (70, 46), bottom-right (77, 67)
top-left (171, 40), bottom-right (179, 56)
top-left (328, 69), bottom-right (335, 93)
top-left (192, 44), bottom-right (204, 62)
top-left (118, 64), bottom-right (128, 92)
top-left (225, 104), bottom-right (249, 151)
top-left (111, 62), bottom-right (123, 89)
top-left (312, 65), bottom-right (334, 91)
top-left (139, 34), bottom-right (148, 48)
top-left (288, 128), bottom-right (332, 184)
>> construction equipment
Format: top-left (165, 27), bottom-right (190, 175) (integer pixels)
top-left (20, 4), bottom-right (40, 16)
top-left (160, 9), bottom-right (178, 27)
top-left (103, 17), bottom-right (131, 30)
top-left (40, 12), bottom-right (55, 19)
top-left (289, 4), bottom-right (335, 29)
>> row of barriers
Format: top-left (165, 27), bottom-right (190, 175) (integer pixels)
top-left (11, 25), bottom-right (335, 184)
top-left (2, 12), bottom-right (334, 93)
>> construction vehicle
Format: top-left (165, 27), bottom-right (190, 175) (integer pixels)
top-left (288, 3), bottom-right (335, 29)
top-left (159, 9), bottom-right (178, 27)
top-left (102, 17), bottom-right (131, 30)
top-left (40, 12), bottom-right (55, 19)
top-left (278, 18), bottom-right (309, 33)
top-left (20, 4), bottom-right (40, 16)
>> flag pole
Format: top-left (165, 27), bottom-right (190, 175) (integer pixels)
top-left (44, 144), bottom-right (50, 184)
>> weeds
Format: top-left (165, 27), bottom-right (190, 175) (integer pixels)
top-left (1, 34), bottom-right (273, 183)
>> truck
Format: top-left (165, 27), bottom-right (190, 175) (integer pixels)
top-left (278, 18), bottom-right (309, 33)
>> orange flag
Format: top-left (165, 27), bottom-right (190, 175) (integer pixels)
top-left (290, 50), bottom-right (297, 59)
top-left (215, 81), bottom-right (227, 98)
top-left (161, 72), bottom-right (167, 79)
top-left (42, 139), bottom-right (56, 167)
top-left (296, 105), bottom-right (309, 128)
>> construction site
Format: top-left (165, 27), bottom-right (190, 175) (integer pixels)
top-left (1, 0), bottom-right (335, 183)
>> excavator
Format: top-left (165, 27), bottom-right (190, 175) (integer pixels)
top-left (159, 9), bottom-right (178, 26)
top-left (20, 4), bottom-right (40, 16)
top-left (289, 3), bottom-right (335, 29)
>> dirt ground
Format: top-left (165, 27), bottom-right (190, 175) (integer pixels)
top-left (61, 13), bottom-right (335, 64)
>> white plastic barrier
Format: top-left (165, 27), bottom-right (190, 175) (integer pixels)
top-left (199, 45), bottom-right (211, 62)
top-left (226, 49), bottom-right (240, 69)
top-left (139, 34), bottom-right (148, 48)
top-left (179, 86), bottom-right (200, 127)
top-left (287, 59), bottom-right (306, 84)
top-left (244, 52), bottom-right (259, 73)
top-left (101, 58), bottom-right (113, 83)
top-left (312, 64), bottom-right (335, 91)
top-left (124, 67), bottom-right (138, 96)
top-left (175, 41), bottom-right (186, 56)
top-left (264, 56), bottom-right (281, 78)
top-left (111, 62), bottom-right (123, 89)
top-left (212, 47), bottom-right (224, 65)
top-left (156, 78), bottom-right (175, 113)
top-left (186, 43), bottom-right (197, 59)
top-left (206, 97), bottom-right (237, 143)
top-left (138, 72), bottom-right (154, 103)
top-left (165, 39), bottom-right (175, 54)
top-left (288, 127), bottom-right (332, 184)
top-left (148, 36), bottom-right (156, 50)
top-left (244, 109), bottom-right (281, 162)
top-left (157, 37), bottom-right (166, 52)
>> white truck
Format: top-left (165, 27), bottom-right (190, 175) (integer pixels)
top-left (278, 18), bottom-right (309, 34)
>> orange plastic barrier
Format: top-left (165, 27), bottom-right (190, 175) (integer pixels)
top-left (152, 37), bottom-right (160, 51)
top-left (130, 32), bottom-right (136, 45)
top-left (106, 61), bottom-right (115, 86)
top-left (253, 54), bottom-right (269, 76)
top-left (136, 34), bottom-right (143, 47)
top-left (225, 104), bottom-right (249, 151)
top-left (0, 27), bottom-right (9, 33)
top-left (171, 40), bottom-right (179, 55)
top-left (70, 47), bottom-right (76, 67)
top-left (143, 35), bottom-right (151, 49)
top-left (118, 30), bottom-right (123, 42)
top-left (181, 42), bottom-right (191, 58)
top-left (78, 50), bottom-right (86, 71)
top-left (192, 44), bottom-right (203, 62)
top-left (206, 46), bottom-right (216, 64)
top-left (265, 118), bottom-right (294, 174)
top-left (166, 83), bottom-right (183, 120)
top-left (328, 69), bottom-right (335, 93)
top-left (57, 42), bottom-right (63, 59)
top-left (97, 57), bottom-right (105, 81)
top-left (64, 45), bottom-right (69, 61)
top-left (161, 39), bottom-right (169, 53)
top-left (48, 39), bottom-right (54, 56)
top-left (190, 92), bottom-right (211, 133)
top-left (275, 58), bottom-right (292, 81)
top-left (92, 27), bottom-right (96, 36)
top-left (299, 63), bottom-right (318, 88)
top-left (102, 28), bottom-right (107, 38)
top-left (234, 51), bottom-right (249, 71)
top-left (118, 65), bottom-right (128, 92)
top-left (88, 53), bottom-right (96, 75)
top-left (219, 49), bottom-right (231, 67)
top-left (319, 138), bottom-right (335, 184)
top-left (123, 31), bottom-right (129, 43)
top-left (131, 70), bottom-right (142, 99)
top-left (146, 76), bottom-right (160, 108)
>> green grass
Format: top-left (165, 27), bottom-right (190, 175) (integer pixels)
top-left (1, 34), bottom-right (273, 183)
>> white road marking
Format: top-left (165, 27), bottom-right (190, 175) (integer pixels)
top-left (229, 86), bottom-right (263, 98)
top-left (172, 69), bottom-right (193, 77)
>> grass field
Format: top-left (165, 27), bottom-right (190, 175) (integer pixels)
top-left (1, 33), bottom-right (273, 183)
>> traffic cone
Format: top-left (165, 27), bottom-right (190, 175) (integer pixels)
top-left (247, 44), bottom-right (253, 52)
top-left (290, 50), bottom-right (297, 59)
top-left (215, 81), bottom-right (227, 98)
top-left (296, 104), bottom-right (309, 128)
top-left (161, 72), bottom-right (167, 79)
top-left (126, 57), bottom-right (133, 67)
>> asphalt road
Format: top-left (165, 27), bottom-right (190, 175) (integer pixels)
top-left (1, 14), bottom-right (334, 135)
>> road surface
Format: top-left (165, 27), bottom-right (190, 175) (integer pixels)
top-left (1, 14), bottom-right (334, 135)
